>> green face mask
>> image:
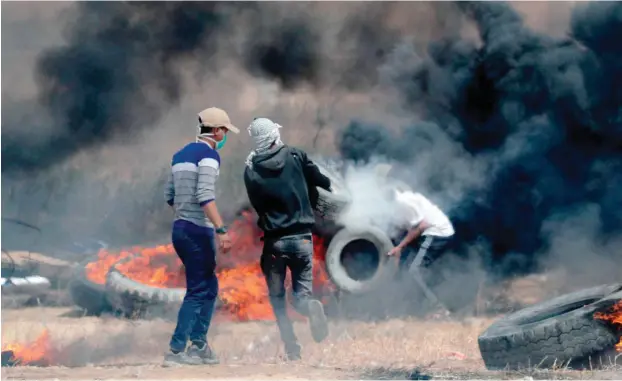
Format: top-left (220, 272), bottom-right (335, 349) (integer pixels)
top-left (215, 134), bottom-right (227, 150)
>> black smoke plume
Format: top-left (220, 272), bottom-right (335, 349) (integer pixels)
top-left (3, 1), bottom-right (621, 280)
top-left (2, 2), bottom-right (400, 174)
top-left (244, 20), bottom-right (321, 90)
top-left (2, 2), bottom-right (417, 248)
top-left (2, 2), bottom-right (241, 173)
top-left (339, 1), bottom-right (622, 276)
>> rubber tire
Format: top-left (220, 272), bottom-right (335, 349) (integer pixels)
top-left (105, 258), bottom-right (185, 319)
top-left (313, 159), bottom-right (351, 221)
top-left (68, 261), bottom-right (112, 315)
top-left (105, 257), bottom-right (222, 319)
top-left (315, 187), bottom-right (351, 221)
top-left (325, 225), bottom-right (397, 295)
top-left (478, 283), bottom-right (622, 370)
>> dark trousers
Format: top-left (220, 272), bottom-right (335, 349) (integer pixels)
top-left (397, 233), bottom-right (453, 308)
top-left (260, 232), bottom-right (315, 346)
top-left (169, 221), bottom-right (219, 352)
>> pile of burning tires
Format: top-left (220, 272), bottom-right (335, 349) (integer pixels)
top-left (68, 254), bottom-right (191, 319)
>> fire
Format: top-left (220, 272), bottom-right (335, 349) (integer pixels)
top-left (83, 209), bottom-right (333, 321)
top-left (84, 248), bottom-right (133, 285)
top-left (114, 244), bottom-right (184, 288)
top-left (216, 235), bottom-right (333, 321)
top-left (594, 300), bottom-right (622, 351)
top-left (1, 330), bottom-right (55, 366)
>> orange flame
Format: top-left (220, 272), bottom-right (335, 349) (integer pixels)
top-left (83, 209), bottom-right (333, 321)
top-left (594, 300), bottom-right (622, 351)
top-left (84, 248), bottom-right (133, 285)
top-left (114, 244), bottom-right (184, 288)
top-left (2, 330), bottom-right (55, 366)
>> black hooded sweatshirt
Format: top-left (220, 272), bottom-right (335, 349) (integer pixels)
top-left (243, 145), bottom-right (331, 239)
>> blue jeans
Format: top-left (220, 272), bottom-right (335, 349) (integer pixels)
top-left (169, 220), bottom-right (219, 352)
top-left (260, 232), bottom-right (315, 346)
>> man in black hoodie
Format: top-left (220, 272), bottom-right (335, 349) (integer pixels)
top-left (243, 117), bottom-right (331, 360)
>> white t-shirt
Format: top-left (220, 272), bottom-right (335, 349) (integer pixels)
top-left (394, 191), bottom-right (455, 237)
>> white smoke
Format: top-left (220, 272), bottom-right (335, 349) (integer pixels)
top-left (336, 159), bottom-right (405, 238)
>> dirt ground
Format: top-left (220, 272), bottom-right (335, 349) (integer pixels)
top-left (1, 307), bottom-right (621, 380)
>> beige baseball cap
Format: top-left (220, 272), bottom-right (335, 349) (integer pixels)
top-left (197, 107), bottom-right (240, 134)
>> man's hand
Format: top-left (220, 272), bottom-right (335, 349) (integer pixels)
top-left (218, 232), bottom-right (232, 253)
top-left (391, 222), bottom-right (427, 257)
top-left (387, 246), bottom-right (402, 257)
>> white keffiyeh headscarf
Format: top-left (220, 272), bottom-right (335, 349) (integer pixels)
top-left (245, 117), bottom-right (284, 169)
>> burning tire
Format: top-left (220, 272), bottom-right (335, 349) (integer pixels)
top-left (105, 258), bottom-right (185, 319)
top-left (68, 261), bottom-right (112, 315)
top-left (324, 225), bottom-right (397, 294)
top-left (105, 258), bottom-right (222, 319)
top-left (478, 283), bottom-right (622, 370)
top-left (315, 187), bottom-right (350, 221)
top-left (313, 159), bottom-right (351, 221)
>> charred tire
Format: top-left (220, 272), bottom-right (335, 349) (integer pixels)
top-left (68, 261), bottom-right (112, 315)
top-left (105, 260), bottom-right (185, 319)
top-left (315, 187), bottom-right (350, 221)
top-left (313, 159), bottom-right (351, 221)
top-left (105, 259), bottom-right (222, 319)
top-left (478, 283), bottom-right (622, 370)
top-left (325, 225), bottom-right (396, 294)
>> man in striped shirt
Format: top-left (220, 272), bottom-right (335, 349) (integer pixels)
top-left (163, 107), bottom-right (239, 367)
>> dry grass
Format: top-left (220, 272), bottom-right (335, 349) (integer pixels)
top-left (2, 307), bottom-right (621, 380)
top-left (1, 307), bottom-right (488, 367)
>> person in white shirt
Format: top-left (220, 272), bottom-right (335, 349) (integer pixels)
top-left (386, 188), bottom-right (455, 312)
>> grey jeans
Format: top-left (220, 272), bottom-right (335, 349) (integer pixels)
top-left (260, 232), bottom-right (316, 346)
top-left (401, 234), bottom-right (454, 309)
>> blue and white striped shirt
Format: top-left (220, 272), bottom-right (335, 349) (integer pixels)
top-left (165, 142), bottom-right (220, 228)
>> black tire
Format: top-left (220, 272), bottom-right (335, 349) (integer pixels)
top-left (105, 258), bottom-right (185, 319)
top-left (315, 187), bottom-right (351, 221)
top-left (105, 257), bottom-right (222, 320)
top-left (478, 283), bottom-right (622, 370)
top-left (324, 225), bottom-right (397, 294)
top-left (68, 261), bottom-right (112, 315)
top-left (313, 159), bottom-right (351, 221)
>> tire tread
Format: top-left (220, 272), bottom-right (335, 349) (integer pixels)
top-left (478, 284), bottom-right (622, 370)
